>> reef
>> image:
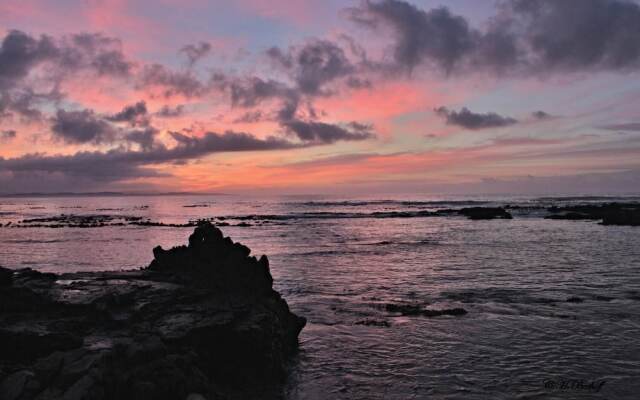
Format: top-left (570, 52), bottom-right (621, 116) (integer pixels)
top-left (0, 223), bottom-right (306, 400)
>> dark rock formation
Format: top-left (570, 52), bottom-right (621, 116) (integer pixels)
top-left (0, 223), bottom-right (305, 400)
top-left (456, 207), bottom-right (513, 220)
top-left (602, 208), bottom-right (640, 226)
top-left (546, 202), bottom-right (640, 225)
top-left (384, 303), bottom-right (467, 317)
top-left (544, 212), bottom-right (599, 220)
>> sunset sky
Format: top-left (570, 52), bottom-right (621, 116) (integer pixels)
top-left (1, 0), bottom-right (640, 194)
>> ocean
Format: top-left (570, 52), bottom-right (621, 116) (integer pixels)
top-left (1, 194), bottom-right (639, 399)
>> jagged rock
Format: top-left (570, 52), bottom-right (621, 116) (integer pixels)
top-left (0, 223), bottom-right (305, 400)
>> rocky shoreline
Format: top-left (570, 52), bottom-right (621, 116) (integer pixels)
top-left (0, 223), bottom-right (306, 400)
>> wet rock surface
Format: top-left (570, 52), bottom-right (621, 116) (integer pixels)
top-left (0, 223), bottom-right (306, 400)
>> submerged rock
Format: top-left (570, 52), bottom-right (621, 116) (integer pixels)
top-left (0, 223), bottom-right (305, 400)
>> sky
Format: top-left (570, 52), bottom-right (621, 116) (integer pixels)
top-left (1, 0), bottom-right (640, 195)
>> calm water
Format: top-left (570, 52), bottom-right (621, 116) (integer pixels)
top-left (1, 194), bottom-right (640, 399)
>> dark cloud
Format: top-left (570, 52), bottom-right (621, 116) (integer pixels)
top-left (0, 130), bottom-right (16, 141)
top-left (282, 119), bottom-right (375, 143)
top-left (0, 88), bottom-right (62, 122)
top-left (228, 77), bottom-right (292, 107)
top-left (155, 104), bottom-right (185, 118)
top-left (268, 40), bottom-right (356, 94)
top-left (600, 122), bottom-right (640, 131)
top-left (0, 30), bottom-right (57, 90)
top-left (0, 31), bottom-right (132, 89)
top-left (434, 107), bottom-right (518, 129)
top-left (232, 110), bottom-right (264, 123)
top-left (345, 76), bottom-right (372, 89)
top-left (0, 130), bottom-right (301, 185)
top-left (67, 33), bottom-right (132, 76)
top-left (51, 109), bottom-right (116, 144)
top-left (0, 30), bottom-right (132, 121)
top-left (124, 127), bottom-right (158, 151)
top-left (348, 1), bottom-right (476, 72)
top-left (138, 64), bottom-right (208, 98)
top-left (348, 0), bottom-right (640, 74)
top-left (509, 0), bottom-right (640, 72)
top-left (167, 130), bottom-right (300, 154)
top-left (180, 41), bottom-right (212, 66)
top-left (106, 101), bottom-right (149, 126)
top-left (532, 110), bottom-right (552, 119)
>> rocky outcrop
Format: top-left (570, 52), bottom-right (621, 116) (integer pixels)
top-left (0, 223), bottom-right (306, 400)
top-left (602, 208), bottom-right (640, 226)
top-left (546, 202), bottom-right (640, 225)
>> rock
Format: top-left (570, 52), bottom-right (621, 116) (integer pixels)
top-left (355, 319), bottom-right (390, 327)
top-left (602, 208), bottom-right (640, 226)
top-left (0, 267), bottom-right (13, 286)
top-left (457, 207), bottom-right (513, 220)
top-left (384, 303), bottom-right (467, 317)
top-left (0, 223), bottom-right (305, 400)
top-left (545, 202), bottom-right (640, 225)
top-left (544, 212), bottom-right (597, 220)
top-left (0, 370), bottom-right (34, 400)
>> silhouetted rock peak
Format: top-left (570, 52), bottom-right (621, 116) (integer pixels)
top-left (148, 222), bottom-right (274, 293)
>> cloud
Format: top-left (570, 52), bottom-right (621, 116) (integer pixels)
top-left (124, 127), bottom-right (158, 151)
top-left (51, 109), bottom-right (116, 144)
top-left (232, 110), bottom-right (264, 123)
top-left (155, 104), bottom-right (185, 118)
top-left (347, 0), bottom-right (477, 72)
top-left (508, 0), bottom-right (640, 72)
top-left (532, 110), bottom-right (552, 120)
top-left (0, 130), bottom-right (301, 185)
top-left (282, 119), bottom-right (375, 143)
top-left (0, 129), bottom-right (16, 142)
top-left (348, 0), bottom-right (640, 74)
top-left (180, 41), bottom-right (212, 66)
top-left (267, 39), bottom-right (356, 94)
top-left (434, 107), bottom-right (518, 129)
top-left (67, 33), bottom-right (132, 76)
top-left (227, 76), bottom-right (292, 107)
top-left (600, 122), bottom-right (640, 131)
top-left (106, 101), bottom-right (148, 125)
top-left (137, 64), bottom-right (208, 98)
top-left (0, 30), bottom-right (57, 90)
top-left (0, 30), bottom-right (132, 90)
top-left (0, 30), bottom-right (132, 121)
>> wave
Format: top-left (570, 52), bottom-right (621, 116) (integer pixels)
top-left (359, 239), bottom-right (439, 246)
top-left (214, 210), bottom-right (439, 222)
top-left (3, 239), bottom-right (68, 244)
top-left (287, 200), bottom-right (491, 207)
